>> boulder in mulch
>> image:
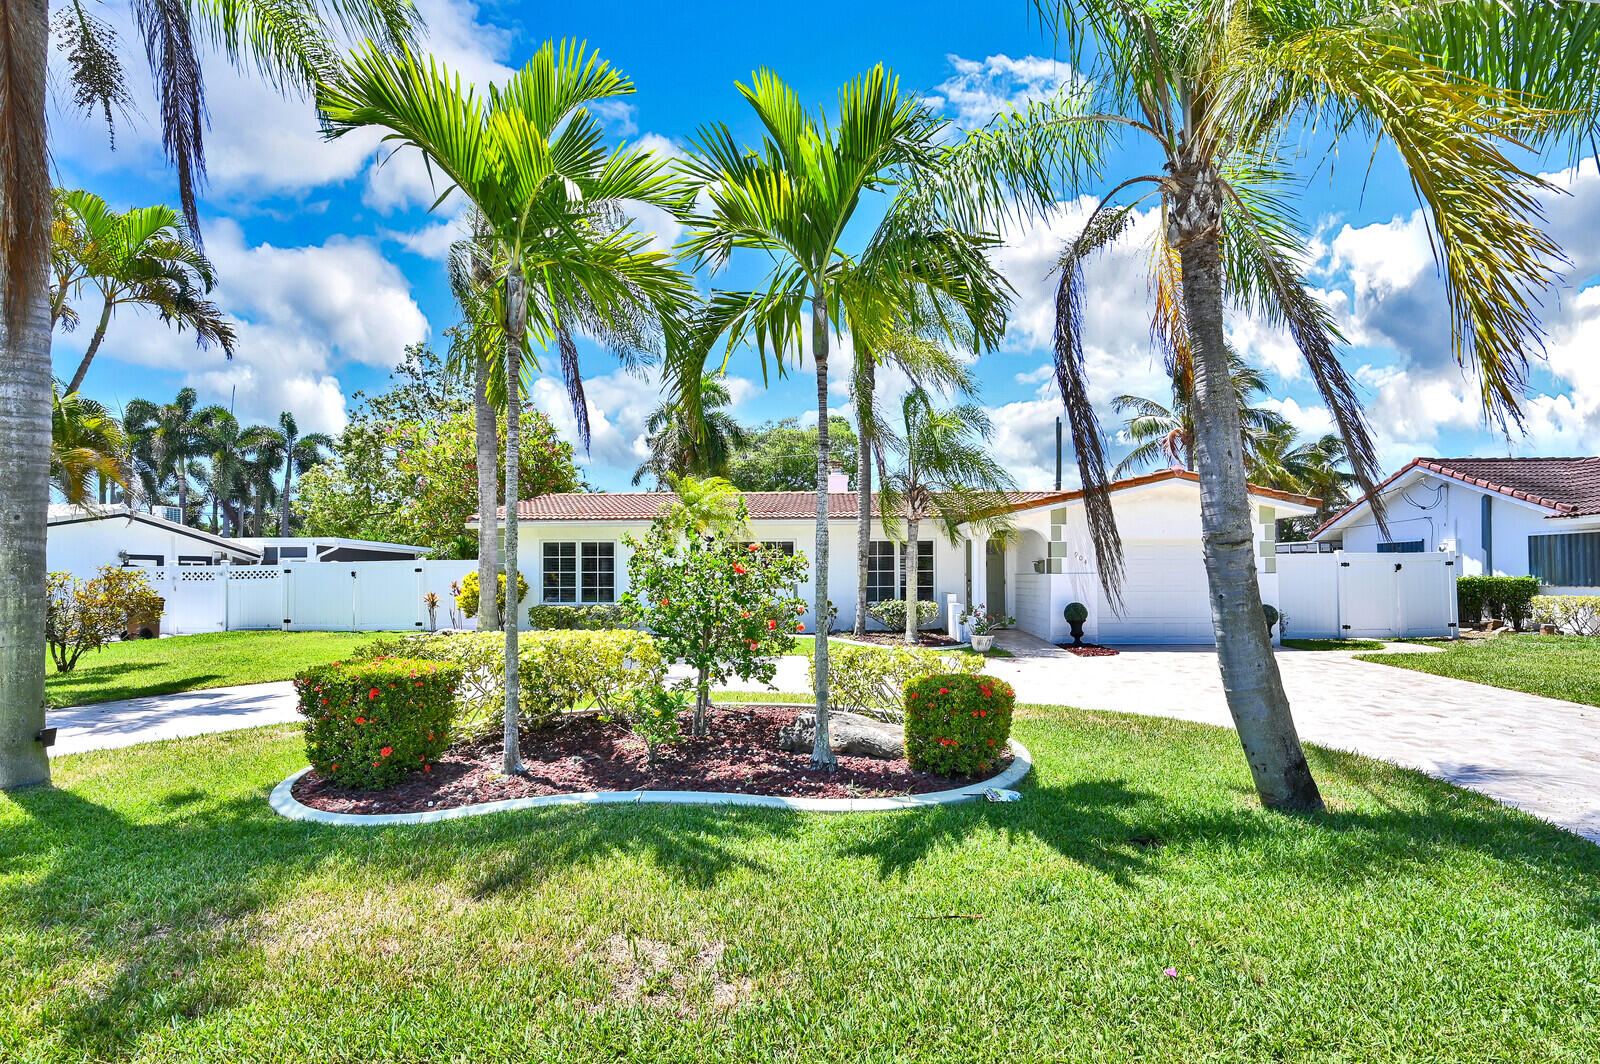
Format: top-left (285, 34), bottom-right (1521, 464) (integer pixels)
top-left (778, 710), bottom-right (905, 760)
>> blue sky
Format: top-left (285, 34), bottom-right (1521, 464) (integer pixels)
top-left (48, 0), bottom-right (1600, 492)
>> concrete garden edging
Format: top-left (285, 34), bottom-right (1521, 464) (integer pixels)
top-left (268, 736), bottom-right (1033, 827)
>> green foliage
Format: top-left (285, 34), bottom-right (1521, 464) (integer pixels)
top-left (1063, 601), bottom-right (1089, 625)
top-left (528, 603), bottom-right (635, 630)
top-left (1262, 604), bottom-right (1280, 633)
top-left (903, 672), bottom-right (1015, 777)
top-left (867, 598), bottom-right (939, 632)
top-left (1531, 595), bottom-right (1600, 636)
top-left (294, 657), bottom-right (461, 790)
top-left (44, 566), bottom-right (166, 674)
top-left (607, 685), bottom-right (687, 766)
top-left (816, 643), bottom-right (985, 722)
top-left (456, 569), bottom-right (530, 622)
top-left (724, 417), bottom-right (858, 492)
top-left (1457, 576), bottom-right (1540, 627)
top-left (960, 607), bottom-right (1013, 635)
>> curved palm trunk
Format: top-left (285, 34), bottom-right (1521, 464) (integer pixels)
top-left (810, 288), bottom-right (836, 769)
top-left (65, 297), bottom-right (113, 394)
top-left (903, 513), bottom-right (919, 644)
top-left (0, 0), bottom-right (53, 789)
top-left (1174, 163), bottom-right (1322, 814)
top-left (280, 458), bottom-right (293, 536)
top-left (854, 358), bottom-right (873, 639)
top-left (501, 266), bottom-right (527, 775)
top-left (474, 349), bottom-right (500, 631)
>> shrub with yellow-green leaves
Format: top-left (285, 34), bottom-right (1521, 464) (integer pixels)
top-left (814, 642), bottom-right (985, 722)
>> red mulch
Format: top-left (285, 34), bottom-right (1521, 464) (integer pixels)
top-left (1058, 643), bottom-right (1120, 657)
top-left (292, 705), bottom-right (1006, 815)
top-left (842, 631), bottom-right (964, 648)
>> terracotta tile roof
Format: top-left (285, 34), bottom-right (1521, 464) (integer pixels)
top-left (993, 468), bottom-right (1322, 513)
top-left (1313, 455), bottom-right (1600, 538)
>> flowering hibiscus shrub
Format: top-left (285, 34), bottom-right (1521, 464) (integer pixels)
top-left (623, 497), bottom-right (809, 736)
top-left (294, 656), bottom-right (462, 789)
top-left (903, 672), bottom-right (1015, 777)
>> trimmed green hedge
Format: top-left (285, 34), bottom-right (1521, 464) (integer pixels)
top-left (903, 672), bottom-right (1015, 777)
top-left (528, 603), bottom-right (635, 630)
top-left (294, 656), bottom-right (461, 789)
top-left (455, 569), bottom-right (529, 622)
top-left (1457, 575), bottom-right (1540, 628)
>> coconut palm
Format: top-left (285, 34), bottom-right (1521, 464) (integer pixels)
top-left (1023, 0), bottom-right (1599, 811)
top-left (124, 388), bottom-right (210, 520)
top-left (632, 374), bottom-right (749, 488)
top-left (49, 189), bottom-right (235, 393)
top-left (197, 408), bottom-right (250, 537)
top-left (0, 0), bottom-right (419, 789)
top-left (1248, 426), bottom-right (1358, 519)
top-left (319, 40), bottom-right (694, 774)
top-left (270, 412), bottom-right (333, 536)
top-left (1112, 352), bottom-right (1283, 476)
top-left (875, 388), bottom-right (1015, 644)
top-left (673, 67), bottom-right (1010, 767)
top-left (51, 385), bottom-right (127, 507)
top-left (240, 423), bottom-right (286, 536)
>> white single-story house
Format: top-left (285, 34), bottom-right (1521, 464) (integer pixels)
top-left (234, 536), bottom-right (431, 565)
top-left (48, 504), bottom-right (261, 579)
top-left (478, 468), bottom-right (1318, 645)
top-left (1313, 456), bottom-right (1600, 592)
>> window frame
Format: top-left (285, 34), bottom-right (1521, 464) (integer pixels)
top-left (542, 540), bottom-right (617, 604)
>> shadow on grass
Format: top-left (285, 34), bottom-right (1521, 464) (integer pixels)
top-left (46, 664), bottom-right (230, 708)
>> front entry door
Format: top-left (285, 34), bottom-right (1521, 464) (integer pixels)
top-left (985, 538), bottom-right (1006, 619)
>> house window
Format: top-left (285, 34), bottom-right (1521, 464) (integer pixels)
top-left (761, 540), bottom-right (796, 556)
top-left (866, 542), bottom-right (897, 603)
top-left (176, 555), bottom-right (212, 566)
top-left (1529, 531), bottom-right (1600, 587)
top-left (1376, 540), bottom-right (1425, 553)
top-left (899, 541), bottom-right (935, 601)
top-left (543, 541), bottom-right (616, 603)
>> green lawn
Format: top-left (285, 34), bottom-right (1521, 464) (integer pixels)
top-left (1281, 638), bottom-right (1388, 652)
top-left (1359, 634), bottom-right (1600, 706)
top-left (4, 710), bottom-right (1597, 1062)
top-left (47, 631), bottom-right (401, 709)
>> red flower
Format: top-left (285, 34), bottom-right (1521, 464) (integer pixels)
top-left (748, 542), bottom-right (761, 552)
top-left (794, 622), bottom-right (804, 632)
top-left (767, 619), bottom-right (778, 631)
top-left (427, 732), bottom-right (435, 740)
top-left (979, 686), bottom-right (991, 697)
top-left (368, 688), bottom-right (380, 700)
top-left (380, 746), bottom-right (393, 757)
top-left (938, 688), bottom-right (949, 695)
top-left (733, 563), bottom-right (747, 575)
top-left (423, 764), bottom-right (431, 773)
top-left (354, 716), bottom-right (367, 725)
top-left (330, 764), bottom-right (339, 772)
top-left (741, 611), bottom-right (751, 619)
top-left (660, 598), bottom-right (669, 607)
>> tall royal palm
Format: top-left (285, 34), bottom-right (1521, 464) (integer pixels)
top-left (1030, 0), bottom-right (1597, 811)
top-left (674, 68), bottom-right (1008, 767)
top-left (198, 408), bottom-right (249, 537)
top-left (271, 412), bottom-right (332, 536)
top-left (124, 388), bottom-right (210, 521)
top-left (0, 0), bottom-right (418, 789)
top-left (319, 41), bottom-right (692, 773)
top-left (50, 189), bottom-right (235, 393)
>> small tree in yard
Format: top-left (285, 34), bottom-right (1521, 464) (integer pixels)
top-left (623, 494), bottom-right (809, 737)
top-left (45, 567), bottom-right (164, 674)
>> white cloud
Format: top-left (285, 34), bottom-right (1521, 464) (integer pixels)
top-left (927, 54), bottom-right (1079, 129)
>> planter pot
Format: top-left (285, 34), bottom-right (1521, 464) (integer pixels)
top-left (1068, 619), bottom-right (1086, 646)
top-left (1540, 623), bottom-right (1558, 635)
top-left (970, 634), bottom-right (994, 653)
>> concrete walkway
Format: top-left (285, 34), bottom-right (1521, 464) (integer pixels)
top-left (48, 682), bottom-right (300, 756)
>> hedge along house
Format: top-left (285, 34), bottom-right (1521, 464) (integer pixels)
top-left (476, 468), bottom-right (1319, 646)
top-left (1312, 457), bottom-right (1600, 593)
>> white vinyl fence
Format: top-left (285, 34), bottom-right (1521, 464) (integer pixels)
top-left (145, 560), bottom-right (476, 635)
top-left (1276, 551), bottom-right (1459, 640)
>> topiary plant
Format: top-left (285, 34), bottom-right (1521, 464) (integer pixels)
top-left (1063, 601), bottom-right (1088, 624)
top-left (1262, 603), bottom-right (1280, 634)
top-left (903, 672), bottom-right (1015, 777)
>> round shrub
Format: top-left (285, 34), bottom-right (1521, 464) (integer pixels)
top-left (1064, 601), bottom-right (1089, 624)
top-left (294, 656), bottom-right (462, 790)
top-left (1262, 604), bottom-right (1280, 633)
top-left (455, 569), bottom-right (529, 621)
top-left (903, 672), bottom-right (1015, 777)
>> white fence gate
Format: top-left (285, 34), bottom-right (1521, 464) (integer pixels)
top-left (146, 560), bottom-right (476, 635)
top-left (1276, 551), bottom-right (1459, 640)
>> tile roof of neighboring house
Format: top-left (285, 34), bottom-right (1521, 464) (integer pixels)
top-left (1313, 455), bottom-right (1600, 537)
top-left (491, 470), bottom-right (1318, 522)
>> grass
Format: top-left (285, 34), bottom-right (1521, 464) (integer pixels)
top-left (795, 636), bottom-right (1014, 660)
top-left (4, 710), bottom-right (1598, 1062)
top-left (1281, 638), bottom-right (1388, 652)
top-left (1359, 633), bottom-right (1600, 706)
top-left (47, 631), bottom-right (402, 709)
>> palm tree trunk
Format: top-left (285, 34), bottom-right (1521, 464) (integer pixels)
top-left (474, 348), bottom-right (500, 631)
top-left (0, 0), bottom-right (54, 789)
top-left (1174, 164), bottom-right (1322, 814)
top-left (809, 286), bottom-right (836, 769)
top-left (65, 297), bottom-right (112, 394)
top-left (501, 265), bottom-right (527, 775)
top-left (904, 514), bottom-right (919, 644)
top-left (854, 358), bottom-right (873, 638)
top-left (280, 460), bottom-right (292, 536)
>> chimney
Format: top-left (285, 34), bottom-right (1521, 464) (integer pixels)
top-left (827, 464), bottom-right (849, 493)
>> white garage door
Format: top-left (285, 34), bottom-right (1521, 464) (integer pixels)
top-left (1096, 540), bottom-right (1215, 644)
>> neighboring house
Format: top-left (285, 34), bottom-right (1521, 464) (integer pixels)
top-left (476, 468), bottom-right (1317, 645)
top-left (47, 505), bottom-right (261, 579)
top-left (234, 536), bottom-right (431, 564)
top-left (1313, 456), bottom-right (1600, 592)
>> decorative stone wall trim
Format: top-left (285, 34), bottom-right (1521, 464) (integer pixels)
top-left (268, 738), bottom-right (1033, 827)
top-left (827, 635), bottom-right (974, 652)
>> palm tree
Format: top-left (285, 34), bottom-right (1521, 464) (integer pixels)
top-left (632, 375), bottom-right (749, 488)
top-left (197, 408), bottom-right (249, 537)
top-left (124, 388), bottom-right (210, 520)
top-left (0, 0), bottom-right (419, 789)
top-left (446, 213), bottom-right (502, 632)
top-left (1247, 426), bottom-right (1358, 524)
top-left (1112, 353), bottom-right (1283, 477)
top-left (271, 412), bottom-right (333, 536)
top-left (875, 389), bottom-right (1014, 644)
top-left (51, 385), bottom-right (126, 507)
top-left (1025, 0), bottom-right (1599, 812)
top-left (240, 423), bottom-right (286, 536)
top-left (50, 189), bottom-right (235, 393)
top-left (319, 40), bottom-right (693, 774)
top-left (673, 67), bottom-right (1009, 767)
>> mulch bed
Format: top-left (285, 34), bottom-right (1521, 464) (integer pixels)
top-left (841, 631), bottom-right (965, 648)
top-left (1058, 643), bottom-right (1120, 657)
top-left (292, 705), bottom-right (1007, 815)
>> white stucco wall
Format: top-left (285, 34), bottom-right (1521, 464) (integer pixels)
top-left (47, 515), bottom-right (251, 581)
